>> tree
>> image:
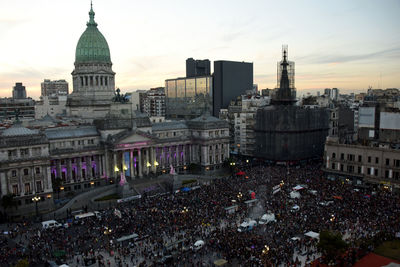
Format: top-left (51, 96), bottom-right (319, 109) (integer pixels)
top-left (1, 194), bottom-right (17, 210)
top-left (52, 177), bottom-right (63, 199)
top-left (318, 230), bottom-right (349, 264)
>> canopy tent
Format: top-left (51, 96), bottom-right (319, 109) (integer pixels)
top-left (116, 233), bottom-right (138, 242)
top-left (291, 237), bottom-right (300, 241)
top-left (304, 231), bottom-right (319, 239)
top-left (292, 185), bottom-right (304, 191)
top-left (290, 191), bottom-right (301, 199)
top-left (214, 259), bottom-right (228, 266)
top-left (236, 171), bottom-right (246, 176)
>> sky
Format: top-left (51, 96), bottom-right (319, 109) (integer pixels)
top-left (0, 0), bottom-right (399, 99)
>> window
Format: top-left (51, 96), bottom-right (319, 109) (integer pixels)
top-left (340, 153), bottom-right (344, 160)
top-left (340, 164), bottom-right (344, 171)
top-left (216, 144), bottom-right (218, 149)
top-left (173, 132), bottom-right (176, 136)
top-left (35, 167), bottom-right (40, 174)
top-left (385, 170), bottom-right (389, 178)
top-left (20, 148), bottom-right (29, 157)
top-left (331, 163), bottom-right (336, 169)
top-left (367, 168), bottom-right (371, 175)
top-left (375, 157), bottom-right (379, 164)
top-left (12, 184), bottom-right (19, 195)
top-left (368, 156), bottom-right (371, 163)
top-left (8, 150), bottom-right (17, 158)
top-left (209, 146), bottom-right (212, 150)
top-left (358, 166), bottom-right (362, 174)
top-left (358, 155), bottom-right (362, 162)
top-left (394, 159), bottom-right (400, 167)
top-left (386, 158), bottom-right (390, 166)
top-left (36, 181), bottom-right (42, 192)
top-left (347, 165), bottom-right (354, 173)
top-left (347, 154), bottom-right (355, 161)
top-left (32, 147), bottom-right (41, 156)
top-left (332, 153), bottom-right (336, 159)
top-left (25, 183), bottom-right (31, 194)
top-left (209, 156), bottom-right (212, 164)
top-left (374, 169), bottom-right (378, 176)
top-left (71, 141), bottom-right (75, 146)
top-left (23, 169), bottom-right (29, 176)
top-left (11, 170), bottom-right (17, 177)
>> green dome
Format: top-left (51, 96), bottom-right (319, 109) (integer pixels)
top-left (75, 5), bottom-right (111, 64)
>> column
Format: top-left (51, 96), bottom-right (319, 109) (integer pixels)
top-left (145, 148), bottom-right (150, 175)
top-left (189, 145), bottom-right (192, 163)
top-left (77, 157), bottom-right (82, 181)
top-left (105, 150), bottom-right (110, 178)
top-left (67, 159), bottom-right (73, 183)
top-left (0, 172), bottom-right (7, 196)
top-left (122, 151), bottom-right (126, 178)
top-left (101, 154), bottom-right (106, 177)
top-left (138, 148), bottom-right (143, 177)
top-left (56, 159), bottom-right (62, 179)
top-left (183, 145), bottom-right (187, 165)
top-left (19, 169), bottom-right (24, 195)
top-left (130, 150), bottom-right (134, 179)
top-left (151, 147), bottom-right (156, 174)
top-left (94, 155), bottom-right (100, 177)
top-left (31, 167), bottom-right (36, 194)
top-left (46, 166), bottom-right (52, 191)
top-left (113, 152), bottom-right (117, 178)
top-left (86, 156), bottom-right (92, 179)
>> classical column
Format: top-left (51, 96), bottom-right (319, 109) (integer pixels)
top-left (145, 148), bottom-right (150, 175)
top-left (94, 155), bottom-right (100, 177)
top-left (46, 166), bottom-right (52, 191)
top-left (189, 145), bottom-right (192, 163)
top-left (56, 159), bottom-right (62, 179)
top-left (86, 156), bottom-right (92, 179)
top-left (121, 151), bottom-right (126, 178)
top-left (113, 152), bottom-right (117, 178)
top-left (77, 157), bottom-right (82, 181)
top-left (183, 145), bottom-right (187, 165)
top-left (138, 148), bottom-right (143, 177)
top-left (67, 159), bottom-right (72, 183)
top-left (0, 172), bottom-right (7, 196)
top-left (105, 150), bottom-right (110, 178)
top-left (130, 150), bottom-right (134, 179)
top-left (31, 167), bottom-right (36, 194)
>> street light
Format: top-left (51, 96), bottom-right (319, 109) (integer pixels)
top-left (32, 196), bottom-right (41, 217)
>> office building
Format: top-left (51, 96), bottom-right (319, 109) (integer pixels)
top-left (41, 79), bottom-right (69, 96)
top-left (186, 58), bottom-right (210, 77)
top-left (213, 60), bottom-right (253, 116)
top-left (165, 75), bottom-right (213, 119)
top-left (12, 83), bottom-right (27, 99)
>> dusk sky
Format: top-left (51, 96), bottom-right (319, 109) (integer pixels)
top-left (0, 0), bottom-right (399, 99)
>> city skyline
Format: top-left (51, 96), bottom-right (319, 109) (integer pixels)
top-left (0, 0), bottom-right (399, 99)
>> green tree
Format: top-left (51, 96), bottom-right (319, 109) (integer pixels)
top-left (1, 194), bottom-right (17, 210)
top-left (52, 177), bottom-right (63, 199)
top-left (318, 230), bottom-right (349, 264)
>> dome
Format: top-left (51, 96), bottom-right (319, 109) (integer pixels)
top-left (75, 4), bottom-right (111, 64)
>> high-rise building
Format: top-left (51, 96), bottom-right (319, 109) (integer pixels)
top-left (139, 87), bottom-right (166, 117)
top-left (67, 3), bottom-right (115, 118)
top-left (213, 60), bottom-right (253, 117)
top-left (186, 58), bottom-right (211, 77)
top-left (41, 79), bottom-right (69, 96)
top-left (12, 83), bottom-right (27, 99)
top-left (165, 76), bottom-right (213, 119)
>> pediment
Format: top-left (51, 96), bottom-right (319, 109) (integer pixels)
top-left (117, 133), bottom-right (152, 144)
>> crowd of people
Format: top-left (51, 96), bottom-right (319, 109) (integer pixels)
top-left (1, 161), bottom-right (400, 266)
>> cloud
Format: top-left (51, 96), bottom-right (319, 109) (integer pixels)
top-left (297, 46), bottom-right (400, 64)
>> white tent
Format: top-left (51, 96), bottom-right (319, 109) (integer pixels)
top-left (293, 185), bottom-right (304, 191)
top-left (304, 231), bottom-right (319, 239)
top-left (290, 191), bottom-right (301, 199)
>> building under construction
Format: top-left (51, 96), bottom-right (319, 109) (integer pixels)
top-left (254, 46), bottom-right (329, 161)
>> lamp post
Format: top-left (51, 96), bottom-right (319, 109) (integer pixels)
top-left (32, 196), bottom-right (41, 217)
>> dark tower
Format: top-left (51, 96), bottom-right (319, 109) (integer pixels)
top-left (273, 45), bottom-right (296, 105)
